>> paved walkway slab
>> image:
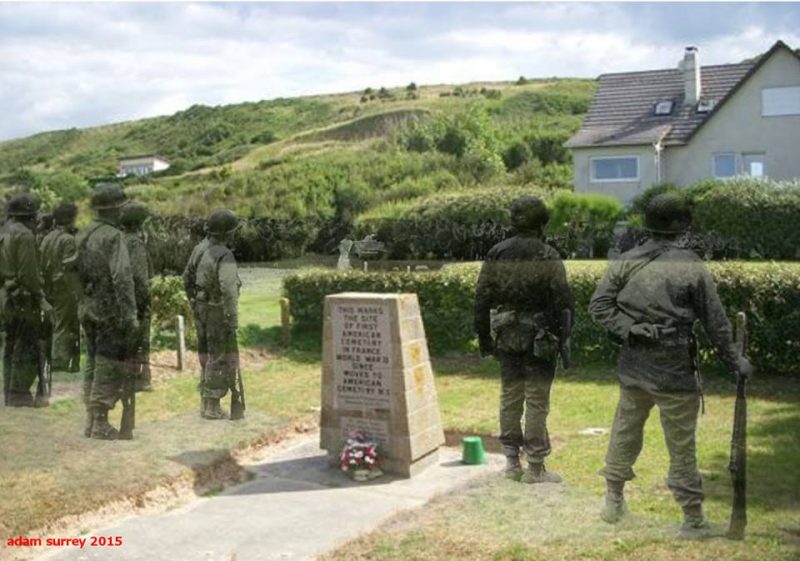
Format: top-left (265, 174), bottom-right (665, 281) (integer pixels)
top-left (38, 436), bottom-right (500, 561)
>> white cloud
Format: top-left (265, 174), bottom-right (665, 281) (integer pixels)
top-left (1, 2), bottom-right (798, 141)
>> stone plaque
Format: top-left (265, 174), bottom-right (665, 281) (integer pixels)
top-left (321, 293), bottom-right (445, 477)
top-left (332, 301), bottom-right (392, 410)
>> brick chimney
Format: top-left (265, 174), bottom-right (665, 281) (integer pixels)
top-left (680, 46), bottom-right (701, 105)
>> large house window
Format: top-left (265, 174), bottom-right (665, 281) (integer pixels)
top-left (743, 153), bottom-right (766, 178)
top-left (713, 153), bottom-right (737, 178)
top-left (590, 156), bottom-right (639, 182)
top-left (762, 86), bottom-right (800, 117)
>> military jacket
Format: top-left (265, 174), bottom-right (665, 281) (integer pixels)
top-left (1, 220), bottom-right (44, 316)
top-left (125, 232), bottom-right (151, 318)
top-left (182, 237), bottom-right (210, 304)
top-left (75, 219), bottom-right (137, 327)
top-left (589, 238), bottom-right (740, 392)
top-left (194, 242), bottom-right (240, 329)
top-left (40, 226), bottom-right (78, 295)
top-left (474, 234), bottom-right (573, 345)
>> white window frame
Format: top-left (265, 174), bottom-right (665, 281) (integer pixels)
top-left (762, 86), bottom-right (800, 117)
top-left (712, 152), bottom-right (737, 179)
top-left (742, 152), bottom-right (766, 178)
top-left (589, 155), bottom-right (640, 183)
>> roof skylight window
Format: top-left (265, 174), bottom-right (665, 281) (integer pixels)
top-left (654, 101), bottom-right (674, 115)
top-left (697, 99), bottom-right (717, 113)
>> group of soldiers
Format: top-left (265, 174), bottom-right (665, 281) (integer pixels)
top-left (1, 183), bottom-right (245, 439)
top-left (475, 193), bottom-right (752, 537)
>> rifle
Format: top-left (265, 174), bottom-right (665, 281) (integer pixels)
top-left (230, 367), bottom-right (246, 421)
top-left (559, 308), bottom-right (572, 370)
top-left (726, 311), bottom-right (748, 540)
top-left (35, 307), bottom-right (53, 407)
top-left (119, 360), bottom-right (138, 440)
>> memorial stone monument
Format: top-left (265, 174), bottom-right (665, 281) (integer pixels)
top-left (320, 292), bottom-right (445, 477)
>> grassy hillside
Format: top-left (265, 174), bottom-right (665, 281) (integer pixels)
top-left (0, 79), bottom-right (595, 258)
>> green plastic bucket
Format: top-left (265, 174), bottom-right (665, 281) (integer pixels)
top-left (461, 436), bottom-right (486, 465)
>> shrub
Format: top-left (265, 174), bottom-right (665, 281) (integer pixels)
top-left (284, 261), bottom-right (800, 374)
top-left (149, 275), bottom-right (197, 350)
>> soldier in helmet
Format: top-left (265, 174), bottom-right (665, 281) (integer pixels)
top-left (40, 202), bottom-right (81, 372)
top-left (120, 203), bottom-right (153, 392)
top-left (75, 184), bottom-right (138, 439)
top-left (193, 209), bottom-right (243, 420)
top-left (589, 193), bottom-right (752, 536)
top-left (1, 193), bottom-right (52, 406)
top-left (474, 196), bottom-right (573, 483)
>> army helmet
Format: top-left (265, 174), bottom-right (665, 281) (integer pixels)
top-left (207, 209), bottom-right (239, 235)
top-left (644, 193), bottom-right (692, 234)
top-left (120, 202), bottom-right (150, 229)
top-left (6, 192), bottom-right (41, 217)
top-left (90, 183), bottom-right (129, 210)
top-left (53, 202), bottom-right (78, 225)
top-left (510, 195), bottom-right (549, 232)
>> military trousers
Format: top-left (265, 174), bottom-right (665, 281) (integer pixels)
top-left (82, 318), bottom-right (129, 410)
top-left (3, 315), bottom-right (40, 405)
top-left (190, 304), bottom-right (208, 379)
top-left (129, 312), bottom-right (151, 390)
top-left (601, 385), bottom-right (703, 508)
top-left (196, 302), bottom-right (238, 400)
top-left (50, 292), bottom-right (80, 372)
top-left (496, 351), bottom-right (556, 463)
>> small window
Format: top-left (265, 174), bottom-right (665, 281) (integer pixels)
top-left (713, 153), bottom-right (736, 178)
top-left (743, 153), bottom-right (766, 178)
top-left (591, 156), bottom-right (639, 182)
top-left (696, 99), bottom-right (717, 113)
top-left (762, 86), bottom-right (800, 116)
top-left (654, 101), bottom-right (674, 115)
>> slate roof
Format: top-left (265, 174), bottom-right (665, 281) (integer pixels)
top-left (566, 41), bottom-right (798, 148)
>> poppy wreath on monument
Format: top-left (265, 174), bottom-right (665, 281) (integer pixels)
top-left (340, 431), bottom-right (383, 481)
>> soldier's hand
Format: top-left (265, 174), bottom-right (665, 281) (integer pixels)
top-left (630, 323), bottom-right (657, 340)
top-left (736, 356), bottom-right (753, 380)
top-left (479, 337), bottom-right (494, 359)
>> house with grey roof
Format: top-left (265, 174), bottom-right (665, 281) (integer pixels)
top-left (566, 40), bottom-right (800, 205)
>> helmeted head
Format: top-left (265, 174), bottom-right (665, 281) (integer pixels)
top-left (644, 193), bottom-right (691, 236)
top-left (510, 196), bottom-right (549, 234)
top-left (207, 209), bottom-right (239, 238)
top-left (90, 183), bottom-right (129, 211)
top-left (53, 202), bottom-right (78, 226)
top-left (6, 193), bottom-right (41, 220)
top-left (120, 203), bottom-right (150, 232)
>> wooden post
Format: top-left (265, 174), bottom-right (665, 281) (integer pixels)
top-left (177, 315), bottom-right (186, 371)
top-left (363, 261), bottom-right (368, 272)
top-left (280, 298), bottom-right (291, 347)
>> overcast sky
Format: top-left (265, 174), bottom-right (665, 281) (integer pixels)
top-left (1, 2), bottom-right (799, 141)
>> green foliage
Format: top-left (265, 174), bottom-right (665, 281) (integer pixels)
top-left (149, 275), bottom-right (196, 350)
top-left (547, 191), bottom-right (623, 256)
top-left (284, 261), bottom-right (800, 374)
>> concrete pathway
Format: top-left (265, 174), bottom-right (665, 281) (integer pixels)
top-left (38, 436), bottom-right (501, 561)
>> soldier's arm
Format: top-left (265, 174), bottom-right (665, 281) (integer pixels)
top-left (693, 266), bottom-right (740, 371)
top-left (549, 257), bottom-right (574, 333)
top-left (473, 256), bottom-right (495, 348)
top-left (16, 229), bottom-right (44, 300)
top-left (109, 232), bottom-right (138, 327)
top-left (218, 252), bottom-right (239, 332)
top-left (182, 248), bottom-right (198, 299)
top-left (588, 261), bottom-right (636, 341)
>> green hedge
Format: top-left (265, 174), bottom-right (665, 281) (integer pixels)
top-left (284, 261), bottom-right (800, 375)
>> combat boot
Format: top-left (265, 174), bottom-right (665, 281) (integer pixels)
top-left (90, 407), bottom-right (119, 440)
top-left (678, 504), bottom-right (711, 540)
top-left (201, 398), bottom-right (228, 420)
top-left (84, 406), bottom-right (95, 438)
top-left (600, 479), bottom-right (628, 523)
top-left (520, 462), bottom-right (562, 484)
top-left (502, 456), bottom-right (524, 481)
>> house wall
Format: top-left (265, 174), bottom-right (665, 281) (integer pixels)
top-left (118, 157), bottom-right (170, 176)
top-left (572, 145), bottom-right (659, 205)
top-left (664, 48), bottom-right (800, 186)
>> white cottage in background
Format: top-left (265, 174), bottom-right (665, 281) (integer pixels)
top-left (118, 155), bottom-right (170, 177)
top-left (566, 40), bottom-right (800, 205)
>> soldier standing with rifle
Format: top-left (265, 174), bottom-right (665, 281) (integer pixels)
top-left (193, 209), bottom-right (244, 421)
top-left (474, 196), bottom-right (573, 484)
top-left (40, 202), bottom-right (81, 373)
top-left (183, 228), bottom-right (210, 413)
top-left (121, 203), bottom-right (153, 392)
top-left (1, 193), bottom-right (52, 407)
top-left (589, 193), bottom-right (752, 537)
top-left (75, 184), bottom-right (139, 440)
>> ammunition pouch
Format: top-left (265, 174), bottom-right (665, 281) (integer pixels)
top-left (491, 308), bottom-right (558, 359)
